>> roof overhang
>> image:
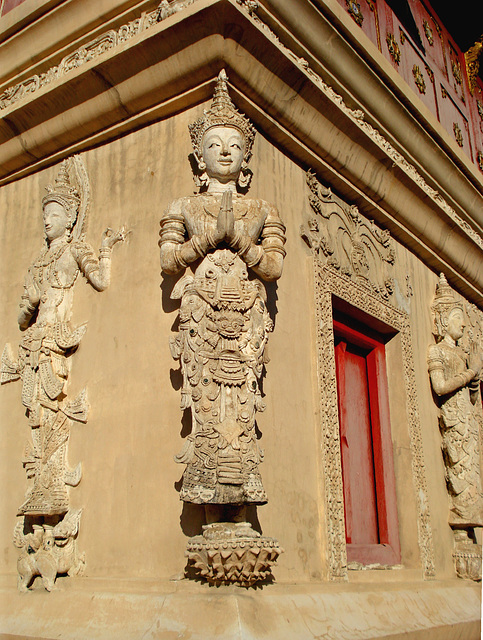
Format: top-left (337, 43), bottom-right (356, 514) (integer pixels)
top-left (0, 0), bottom-right (481, 304)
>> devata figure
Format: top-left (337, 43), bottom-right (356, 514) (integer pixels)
top-left (159, 70), bottom-right (285, 584)
top-left (428, 274), bottom-right (483, 580)
top-left (1, 156), bottom-right (125, 591)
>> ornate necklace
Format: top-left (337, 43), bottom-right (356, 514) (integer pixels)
top-left (33, 241), bottom-right (79, 306)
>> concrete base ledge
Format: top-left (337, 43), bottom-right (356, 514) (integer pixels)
top-left (0, 576), bottom-right (480, 639)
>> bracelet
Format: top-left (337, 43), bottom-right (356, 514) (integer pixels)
top-left (173, 245), bottom-right (189, 269)
top-left (99, 247), bottom-right (112, 258)
top-left (243, 244), bottom-right (264, 267)
top-left (235, 234), bottom-right (253, 256)
top-left (190, 234), bottom-right (209, 258)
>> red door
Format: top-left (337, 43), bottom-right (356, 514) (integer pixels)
top-left (334, 319), bottom-right (401, 565)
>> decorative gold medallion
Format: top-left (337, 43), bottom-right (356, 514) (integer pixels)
top-left (413, 65), bottom-right (426, 94)
top-left (423, 19), bottom-right (434, 46)
top-left (345, 0), bottom-right (364, 26)
top-left (453, 122), bottom-right (464, 147)
top-left (386, 33), bottom-right (401, 65)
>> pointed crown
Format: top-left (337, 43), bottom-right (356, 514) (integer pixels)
top-left (431, 273), bottom-right (464, 338)
top-left (42, 160), bottom-right (81, 226)
top-left (189, 70), bottom-right (256, 162)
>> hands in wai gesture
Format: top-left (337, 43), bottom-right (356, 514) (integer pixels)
top-left (213, 190), bottom-right (236, 246)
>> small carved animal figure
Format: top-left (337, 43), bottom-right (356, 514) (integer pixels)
top-left (15, 509), bottom-right (84, 592)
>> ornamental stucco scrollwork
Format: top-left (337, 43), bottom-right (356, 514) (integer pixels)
top-left (0, 0), bottom-right (197, 112)
top-left (302, 175), bottom-right (435, 580)
top-left (1, 156), bottom-right (125, 591)
top-left (159, 71), bottom-right (284, 585)
top-left (302, 171), bottom-right (395, 301)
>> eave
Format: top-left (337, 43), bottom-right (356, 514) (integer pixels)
top-left (0, 0), bottom-right (481, 305)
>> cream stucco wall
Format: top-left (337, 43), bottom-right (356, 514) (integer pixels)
top-left (0, 107), bottom-right (326, 583)
top-left (0, 101), bottom-right (478, 585)
top-left (0, 0), bottom-right (481, 637)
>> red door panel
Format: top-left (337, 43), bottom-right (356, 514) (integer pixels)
top-left (335, 340), bottom-right (379, 545)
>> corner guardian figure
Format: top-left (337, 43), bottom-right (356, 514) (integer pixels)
top-left (159, 71), bottom-right (286, 535)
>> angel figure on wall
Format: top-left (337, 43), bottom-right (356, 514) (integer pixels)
top-left (159, 70), bottom-right (285, 585)
top-left (1, 155), bottom-right (125, 591)
top-left (428, 273), bottom-right (483, 580)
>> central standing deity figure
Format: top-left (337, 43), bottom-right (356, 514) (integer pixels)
top-left (159, 71), bottom-right (285, 583)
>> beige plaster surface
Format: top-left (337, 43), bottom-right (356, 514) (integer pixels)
top-left (0, 102), bottom-right (478, 582)
top-left (0, 110), bottom-right (324, 583)
top-left (0, 576), bottom-right (480, 639)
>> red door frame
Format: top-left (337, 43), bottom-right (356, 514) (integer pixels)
top-left (334, 319), bottom-right (401, 565)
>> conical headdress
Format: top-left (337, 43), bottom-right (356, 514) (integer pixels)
top-left (42, 159), bottom-right (81, 227)
top-left (431, 273), bottom-right (464, 338)
top-left (189, 70), bottom-right (256, 162)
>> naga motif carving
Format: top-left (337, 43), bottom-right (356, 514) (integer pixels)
top-left (428, 274), bottom-right (483, 581)
top-left (1, 156), bottom-right (125, 591)
top-left (159, 70), bottom-right (285, 585)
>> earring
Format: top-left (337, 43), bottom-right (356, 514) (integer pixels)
top-left (198, 160), bottom-right (207, 172)
top-left (237, 163), bottom-right (252, 189)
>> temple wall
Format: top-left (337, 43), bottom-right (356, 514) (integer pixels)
top-left (0, 109), bottom-right (326, 582)
top-left (0, 101), bottom-right (476, 583)
top-left (0, 0), bottom-right (481, 637)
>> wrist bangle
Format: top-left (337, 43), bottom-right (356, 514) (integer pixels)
top-left (243, 244), bottom-right (264, 267)
top-left (99, 247), bottom-right (112, 258)
top-left (237, 234), bottom-right (253, 256)
top-left (174, 245), bottom-right (189, 269)
top-left (190, 235), bottom-right (209, 258)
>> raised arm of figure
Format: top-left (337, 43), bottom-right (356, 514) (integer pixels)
top-left (72, 228), bottom-right (125, 291)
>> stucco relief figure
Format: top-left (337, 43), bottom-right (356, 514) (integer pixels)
top-left (1, 156), bottom-right (125, 590)
top-left (428, 274), bottom-right (483, 580)
top-left (159, 70), bottom-right (285, 584)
